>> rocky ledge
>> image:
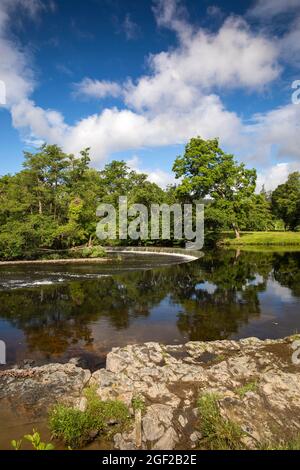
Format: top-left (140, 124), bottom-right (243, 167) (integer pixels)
top-left (1, 336), bottom-right (300, 449)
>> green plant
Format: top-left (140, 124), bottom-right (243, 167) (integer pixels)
top-left (236, 380), bottom-right (258, 398)
top-left (11, 439), bottom-right (22, 450)
top-left (11, 430), bottom-right (54, 450)
top-left (260, 435), bottom-right (300, 450)
top-left (215, 354), bottom-right (226, 363)
top-left (49, 388), bottom-right (130, 448)
top-left (82, 245), bottom-right (106, 258)
top-left (197, 393), bottom-right (244, 450)
top-left (132, 395), bottom-right (146, 413)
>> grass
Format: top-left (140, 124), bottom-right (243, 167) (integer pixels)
top-left (222, 231), bottom-right (300, 246)
top-left (197, 393), bottom-right (244, 450)
top-left (236, 381), bottom-right (258, 398)
top-left (215, 354), bottom-right (226, 363)
top-left (260, 435), bottom-right (300, 450)
top-left (49, 387), bottom-right (130, 448)
top-left (131, 395), bottom-right (146, 413)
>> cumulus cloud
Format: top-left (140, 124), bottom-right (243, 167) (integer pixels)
top-left (249, 0), bottom-right (300, 18)
top-left (122, 15), bottom-right (279, 115)
top-left (73, 78), bottom-right (122, 100)
top-left (0, 0), bottom-right (299, 190)
top-left (257, 162), bottom-right (299, 192)
top-left (127, 156), bottom-right (175, 188)
top-left (250, 103), bottom-right (300, 161)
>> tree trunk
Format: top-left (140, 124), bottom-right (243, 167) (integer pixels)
top-left (38, 199), bottom-right (43, 215)
top-left (232, 223), bottom-right (240, 239)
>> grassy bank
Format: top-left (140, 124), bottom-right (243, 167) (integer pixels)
top-left (221, 231), bottom-right (300, 246)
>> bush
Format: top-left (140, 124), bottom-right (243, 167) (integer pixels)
top-left (49, 387), bottom-right (129, 448)
top-left (81, 245), bottom-right (106, 258)
top-left (197, 393), bottom-right (244, 450)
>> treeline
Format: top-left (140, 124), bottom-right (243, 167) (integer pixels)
top-left (0, 137), bottom-right (299, 259)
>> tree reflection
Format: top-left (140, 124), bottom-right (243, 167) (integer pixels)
top-left (0, 250), bottom-right (299, 360)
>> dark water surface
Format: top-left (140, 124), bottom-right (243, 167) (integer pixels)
top-left (0, 249), bottom-right (300, 369)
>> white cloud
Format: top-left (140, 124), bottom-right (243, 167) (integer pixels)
top-left (249, 102), bottom-right (300, 162)
top-left (249, 0), bottom-right (300, 18)
top-left (122, 13), bottom-right (139, 40)
top-left (280, 16), bottom-right (300, 67)
top-left (127, 155), bottom-right (175, 188)
top-left (123, 15), bottom-right (280, 114)
top-left (73, 78), bottom-right (122, 100)
top-left (257, 162), bottom-right (299, 192)
top-left (0, 0), bottom-right (299, 189)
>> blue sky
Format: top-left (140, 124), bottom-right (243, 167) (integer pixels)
top-left (0, 0), bottom-right (300, 189)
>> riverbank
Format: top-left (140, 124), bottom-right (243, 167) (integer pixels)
top-left (221, 231), bottom-right (300, 246)
top-left (0, 257), bottom-right (113, 266)
top-left (1, 336), bottom-right (300, 450)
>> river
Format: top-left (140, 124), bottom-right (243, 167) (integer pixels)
top-left (0, 248), bottom-right (299, 370)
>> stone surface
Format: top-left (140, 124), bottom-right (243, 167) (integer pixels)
top-left (2, 336), bottom-right (300, 450)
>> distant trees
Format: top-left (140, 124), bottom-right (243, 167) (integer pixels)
top-left (271, 172), bottom-right (300, 231)
top-left (0, 138), bottom-right (299, 260)
top-left (0, 145), bottom-right (166, 259)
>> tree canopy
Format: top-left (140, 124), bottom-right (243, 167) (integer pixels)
top-left (271, 172), bottom-right (300, 230)
top-left (173, 137), bottom-right (272, 237)
top-left (0, 139), bottom-right (298, 259)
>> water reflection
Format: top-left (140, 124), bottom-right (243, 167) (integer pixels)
top-left (0, 250), bottom-right (299, 367)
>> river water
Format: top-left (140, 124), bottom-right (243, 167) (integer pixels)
top-left (0, 249), bottom-right (299, 369)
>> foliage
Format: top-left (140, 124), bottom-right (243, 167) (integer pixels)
top-left (173, 137), bottom-right (272, 238)
top-left (260, 435), bottom-right (300, 450)
top-left (131, 395), bottom-right (146, 413)
top-left (0, 138), bottom-right (299, 259)
top-left (271, 172), bottom-right (300, 230)
top-left (197, 393), bottom-right (244, 450)
top-left (49, 387), bottom-right (130, 448)
top-left (11, 430), bottom-right (54, 450)
top-left (81, 245), bottom-right (106, 258)
top-left (236, 380), bottom-right (258, 397)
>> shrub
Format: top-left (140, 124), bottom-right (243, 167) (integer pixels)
top-left (81, 245), bottom-right (106, 258)
top-left (236, 380), bottom-right (258, 398)
top-left (197, 393), bottom-right (244, 450)
top-left (11, 430), bottom-right (54, 450)
top-left (49, 388), bottom-right (129, 448)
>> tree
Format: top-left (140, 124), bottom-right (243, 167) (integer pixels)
top-left (271, 172), bottom-right (300, 230)
top-left (173, 137), bottom-right (257, 238)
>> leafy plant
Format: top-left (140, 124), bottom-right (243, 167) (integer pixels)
top-left (49, 387), bottom-right (130, 448)
top-left (11, 439), bottom-right (22, 450)
top-left (236, 380), bottom-right (258, 398)
top-left (132, 395), bottom-right (146, 413)
top-left (11, 430), bottom-right (54, 450)
top-left (197, 393), bottom-right (244, 450)
top-left (82, 245), bottom-right (106, 258)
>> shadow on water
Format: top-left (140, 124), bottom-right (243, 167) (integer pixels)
top-left (0, 249), bottom-right (299, 368)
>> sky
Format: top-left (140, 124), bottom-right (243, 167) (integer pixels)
top-left (0, 0), bottom-right (300, 190)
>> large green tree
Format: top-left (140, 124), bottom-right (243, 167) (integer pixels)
top-left (173, 137), bottom-right (267, 237)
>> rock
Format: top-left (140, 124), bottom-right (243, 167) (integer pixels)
top-left (0, 362), bottom-right (91, 432)
top-left (178, 414), bottom-right (188, 427)
top-left (2, 336), bottom-right (300, 450)
top-left (153, 427), bottom-right (178, 450)
top-left (135, 409), bottom-right (142, 448)
top-left (114, 430), bottom-right (137, 450)
top-left (76, 396), bottom-right (87, 412)
top-left (143, 415), bottom-right (164, 442)
top-left (190, 431), bottom-right (202, 443)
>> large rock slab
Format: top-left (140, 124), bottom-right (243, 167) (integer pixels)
top-left (2, 336), bottom-right (300, 450)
